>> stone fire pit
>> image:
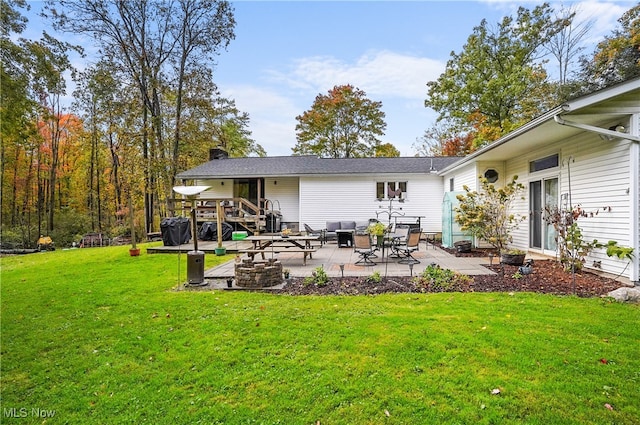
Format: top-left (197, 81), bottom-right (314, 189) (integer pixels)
top-left (234, 258), bottom-right (283, 288)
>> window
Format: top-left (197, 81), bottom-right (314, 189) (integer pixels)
top-left (484, 169), bottom-right (499, 183)
top-left (376, 181), bottom-right (407, 199)
top-left (449, 178), bottom-right (454, 192)
top-left (529, 154), bottom-right (559, 173)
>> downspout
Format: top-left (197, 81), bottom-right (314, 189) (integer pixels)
top-left (555, 113), bottom-right (640, 283)
top-left (553, 115), bottom-right (640, 143)
top-left (629, 114), bottom-right (640, 284)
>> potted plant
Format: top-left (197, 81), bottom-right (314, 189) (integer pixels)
top-left (454, 240), bottom-right (472, 253)
top-left (500, 249), bottom-right (526, 266)
top-left (367, 222), bottom-right (388, 246)
top-left (283, 268), bottom-right (291, 279)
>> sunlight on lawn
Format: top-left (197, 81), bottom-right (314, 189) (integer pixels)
top-left (1, 245), bottom-right (639, 424)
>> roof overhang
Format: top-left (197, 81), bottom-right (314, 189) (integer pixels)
top-left (439, 78), bottom-right (640, 174)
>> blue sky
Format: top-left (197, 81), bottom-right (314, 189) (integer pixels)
top-left (24, 1), bottom-right (635, 156)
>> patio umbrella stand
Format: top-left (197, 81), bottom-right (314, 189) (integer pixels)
top-left (173, 186), bottom-right (210, 286)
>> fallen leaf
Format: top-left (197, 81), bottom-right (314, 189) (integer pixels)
top-left (600, 358), bottom-right (608, 364)
top-left (491, 388), bottom-right (501, 395)
top-left (384, 409), bottom-right (390, 417)
top-left (604, 403), bottom-right (614, 411)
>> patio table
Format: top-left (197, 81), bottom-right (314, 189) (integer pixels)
top-left (240, 234), bottom-right (319, 265)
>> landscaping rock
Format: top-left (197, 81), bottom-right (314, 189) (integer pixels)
top-left (607, 287), bottom-right (640, 303)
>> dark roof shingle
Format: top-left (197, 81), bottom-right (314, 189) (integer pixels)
top-left (176, 156), bottom-right (462, 180)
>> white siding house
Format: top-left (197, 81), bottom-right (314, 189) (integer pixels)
top-left (175, 78), bottom-right (639, 284)
top-left (441, 78), bottom-right (640, 283)
top-left (176, 155), bottom-right (460, 235)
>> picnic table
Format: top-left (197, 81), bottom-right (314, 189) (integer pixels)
top-left (239, 235), bottom-right (320, 265)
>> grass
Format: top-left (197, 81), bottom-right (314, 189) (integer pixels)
top-left (1, 244), bottom-right (639, 424)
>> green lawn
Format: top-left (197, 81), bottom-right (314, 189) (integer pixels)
top-left (1, 244), bottom-right (639, 424)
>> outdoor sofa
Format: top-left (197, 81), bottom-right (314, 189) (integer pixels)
top-left (324, 220), bottom-right (371, 242)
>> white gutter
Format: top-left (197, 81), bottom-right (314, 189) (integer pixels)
top-left (553, 115), bottom-right (640, 143)
top-left (438, 106), bottom-right (566, 175)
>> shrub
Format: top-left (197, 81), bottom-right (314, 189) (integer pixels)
top-left (0, 224), bottom-right (39, 249)
top-left (455, 175), bottom-right (525, 254)
top-left (413, 264), bottom-right (471, 292)
top-left (605, 240), bottom-right (634, 261)
top-left (544, 205), bottom-right (605, 272)
top-left (303, 266), bottom-right (329, 287)
top-left (366, 271), bottom-right (382, 284)
top-left (50, 208), bottom-right (92, 247)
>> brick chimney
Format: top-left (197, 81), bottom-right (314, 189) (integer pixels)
top-left (209, 148), bottom-right (229, 160)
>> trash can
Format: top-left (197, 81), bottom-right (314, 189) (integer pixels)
top-left (187, 250), bottom-right (205, 284)
top-left (160, 217), bottom-right (191, 246)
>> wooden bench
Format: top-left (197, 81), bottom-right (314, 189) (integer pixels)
top-left (239, 247), bottom-right (317, 265)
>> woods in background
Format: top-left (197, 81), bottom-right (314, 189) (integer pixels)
top-left (1, 1), bottom-right (638, 248)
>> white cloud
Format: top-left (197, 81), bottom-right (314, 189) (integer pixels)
top-left (218, 84), bottom-right (299, 155)
top-left (220, 0), bottom-right (632, 158)
top-left (219, 51), bottom-right (445, 156)
top-left (269, 50), bottom-right (445, 100)
top-left (570, 1), bottom-right (630, 44)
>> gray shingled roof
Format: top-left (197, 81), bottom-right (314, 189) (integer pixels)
top-left (176, 156), bottom-right (462, 180)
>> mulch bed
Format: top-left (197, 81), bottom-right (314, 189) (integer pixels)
top-left (280, 259), bottom-right (623, 298)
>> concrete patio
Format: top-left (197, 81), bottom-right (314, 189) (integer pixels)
top-left (167, 238), bottom-right (502, 280)
top-left (205, 241), bottom-right (498, 280)
top-left (153, 237), bottom-right (557, 290)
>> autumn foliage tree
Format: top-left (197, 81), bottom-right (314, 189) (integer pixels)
top-left (45, 0), bottom-right (236, 232)
top-left (293, 84), bottom-right (387, 158)
top-left (375, 142), bottom-right (400, 157)
top-left (577, 4), bottom-right (640, 91)
top-left (414, 122), bottom-right (475, 157)
top-left (425, 3), bottom-right (569, 150)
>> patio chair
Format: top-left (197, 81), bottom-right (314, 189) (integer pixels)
top-left (388, 225), bottom-right (410, 258)
top-left (397, 228), bottom-right (422, 264)
top-left (354, 231), bottom-right (377, 266)
top-left (303, 223), bottom-right (325, 246)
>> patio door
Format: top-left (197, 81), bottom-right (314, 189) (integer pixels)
top-left (233, 178), bottom-right (264, 207)
top-left (529, 177), bottom-right (558, 253)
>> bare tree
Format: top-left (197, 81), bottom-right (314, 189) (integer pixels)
top-left (545, 4), bottom-right (594, 84)
top-left (170, 0), bottom-right (235, 189)
top-left (45, 0), bottom-right (235, 232)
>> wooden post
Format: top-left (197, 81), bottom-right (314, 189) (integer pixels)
top-left (216, 199), bottom-right (223, 248)
top-left (129, 195), bottom-right (137, 249)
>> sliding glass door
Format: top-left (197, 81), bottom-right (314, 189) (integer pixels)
top-left (529, 177), bottom-right (558, 252)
